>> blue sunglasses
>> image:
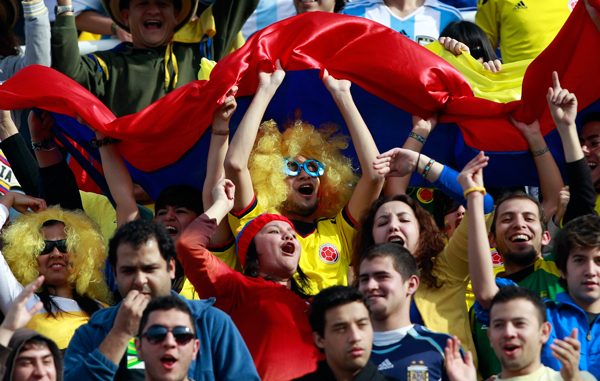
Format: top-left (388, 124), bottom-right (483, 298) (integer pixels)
top-left (283, 158), bottom-right (325, 177)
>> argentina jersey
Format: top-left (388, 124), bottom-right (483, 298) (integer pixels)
top-left (341, 0), bottom-right (462, 45)
top-left (241, 0), bottom-right (297, 40)
top-left (370, 324), bottom-right (459, 381)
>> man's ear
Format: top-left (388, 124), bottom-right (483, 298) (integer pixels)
top-left (134, 337), bottom-right (143, 361)
top-left (313, 332), bottom-right (325, 350)
top-left (540, 321), bottom-right (552, 345)
top-left (120, 9), bottom-right (130, 28)
top-left (407, 275), bottom-right (419, 296)
top-left (168, 257), bottom-right (176, 280)
top-left (191, 338), bottom-right (200, 360)
top-left (489, 231), bottom-right (497, 249)
top-left (541, 230), bottom-right (551, 246)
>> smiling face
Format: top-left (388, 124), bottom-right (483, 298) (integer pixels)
top-left (154, 206), bottom-right (198, 242)
top-left (293, 0), bottom-right (336, 13)
top-left (371, 201), bottom-right (420, 254)
top-left (252, 220), bottom-right (301, 281)
top-left (136, 308), bottom-right (199, 381)
top-left (114, 238), bottom-right (175, 299)
top-left (561, 246), bottom-right (600, 313)
top-left (314, 301), bottom-right (372, 379)
top-left (38, 224), bottom-right (71, 290)
top-left (488, 298), bottom-right (551, 379)
top-left (358, 256), bottom-right (417, 326)
top-left (282, 155), bottom-right (321, 221)
top-left (580, 121), bottom-right (600, 187)
top-left (13, 343), bottom-right (57, 381)
top-left (121, 0), bottom-right (180, 48)
top-left (490, 198), bottom-right (550, 272)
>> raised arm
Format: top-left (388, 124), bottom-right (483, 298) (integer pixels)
top-left (547, 71), bottom-right (596, 224)
top-left (509, 116), bottom-right (563, 219)
top-left (225, 60), bottom-right (285, 212)
top-left (322, 69), bottom-right (384, 220)
top-left (204, 87), bottom-right (237, 245)
top-left (74, 11), bottom-right (132, 41)
top-left (0, 276), bottom-right (44, 348)
top-left (463, 151), bottom-right (498, 309)
top-left (384, 114), bottom-right (437, 196)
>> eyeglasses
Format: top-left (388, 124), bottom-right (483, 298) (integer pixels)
top-left (140, 325), bottom-right (196, 345)
top-left (40, 239), bottom-right (68, 255)
top-left (283, 158), bottom-right (325, 177)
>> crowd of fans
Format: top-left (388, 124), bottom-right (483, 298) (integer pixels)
top-left (0, 0), bottom-right (599, 380)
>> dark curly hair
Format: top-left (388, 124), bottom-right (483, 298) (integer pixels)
top-left (353, 195), bottom-right (446, 289)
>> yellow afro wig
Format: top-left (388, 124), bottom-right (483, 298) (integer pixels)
top-left (2, 206), bottom-right (110, 304)
top-left (249, 113), bottom-right (359, 219)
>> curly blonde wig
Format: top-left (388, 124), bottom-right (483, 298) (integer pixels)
top-left (249, 113), bottom-right (359, 219)
top-left (2, 206), bottom-right (110, 304)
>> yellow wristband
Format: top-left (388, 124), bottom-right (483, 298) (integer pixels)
top-left (463, 187), bottom-right (486, 197)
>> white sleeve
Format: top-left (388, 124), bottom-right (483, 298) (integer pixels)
top-left (0, 204), bottom-right (28, 314)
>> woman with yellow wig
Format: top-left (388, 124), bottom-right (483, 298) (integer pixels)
top-left (0, 192), bottom-right (110, 350)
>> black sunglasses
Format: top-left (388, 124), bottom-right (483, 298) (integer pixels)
top-left (140, 325), bottom-right (196, 345)
top-left (40, 239), bottom-right (68, 255)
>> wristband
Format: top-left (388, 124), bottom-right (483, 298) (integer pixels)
top-left (90, 136), bottom-right (121, 148)
top-left (212, 129), bottom-right (229, 136)
top-left (31, 137), bottom-right (57, 151)
top-left (409, 131), bottom-right (426, 144)
top-left (532, 147), bottom-right (549, 157)
top-left (111, 22), bottom-right (118, 35)
top-left (463, 187), bottom-right (487, 197)
top-left (421, 159), bottom-right (435, 179)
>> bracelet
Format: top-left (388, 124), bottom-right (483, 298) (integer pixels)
top-left (31, 137), bottom-right (57, 151)
top-left (421, 159), bottom-right (435, 179)
top-left (90, 136), bottom-right (121, 148)
top-left (532, 146), bottom-right (550, 157)
top-left (464, 187), bottom-right (487, 197)
top-left (409, 131), bottom-right (426, 145)
top-left (111, 22), bottom-right (118, 35)
top-left (212, 129), bottom-right (229, 136)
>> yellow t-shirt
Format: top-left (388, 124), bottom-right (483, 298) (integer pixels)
top-left (228, 196), bottom-right (355, 296)
top-left (475, 0), bottom-right (572, 63)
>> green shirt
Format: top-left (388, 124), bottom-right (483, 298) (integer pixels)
top-left (51, 0), bottom-right (257, 117)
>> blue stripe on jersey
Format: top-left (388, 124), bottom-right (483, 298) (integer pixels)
top-left (372, 344), bottom-right (402, 355)
top-left (408, 328), bottom-right (447, 358)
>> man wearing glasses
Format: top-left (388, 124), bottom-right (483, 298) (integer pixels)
top-left (135, 295), bottom-right (199, 381)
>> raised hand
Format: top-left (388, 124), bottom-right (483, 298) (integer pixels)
top-left (0, 192), bottom-right (47, 214)
top-left (444, 336), bottom-right (477, 381)
top-left (112, 290), bottom-right (150, 339)
top-left (457, 151), bottom-right (489, 192)
top-left (547, 71), bottom-right (578, 132)
top-left (0, 276), bottom-right (45, 334)
top-left (482, 59), bottom-right (502, 73)
top-left (553, 187), bottom-right (570, 226)
top-left (214, 86), bottom-right (238, 123)
top-left (373, 148), bottom-right (419, 178)
top-left (439, 36), bottom-right (469, 56)
top-left (412, 113), bottom-right (438, 136)
top-left (508, 115), bottom-right (542, 144)
top-left (322, 69), bottom-right (352, 96)
top-left (551, 328), bottom-right (583, 381)
top-left (258, 59), bottom-right (286, 94)
top-left (212, 177), bottom-right (236, 213)
top-left (28, 110), bottom-right (55, 142)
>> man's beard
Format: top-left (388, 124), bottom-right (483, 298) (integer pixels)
top-left (502, 248), bottom-right (539, 268)
top-left (282, 199), bottom-right (319, 218)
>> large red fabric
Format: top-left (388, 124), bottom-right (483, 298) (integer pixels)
top-left (0, 1), bottom-right (599, 170)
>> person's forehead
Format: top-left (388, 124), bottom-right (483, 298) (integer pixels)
top-left (17, 344), bottom-right (52, 358)
top-left (259, 220), bottom-right (293, 232)
top-left (116, 238), bottom-right (165, 266)
top-left (497, 198), bottom-right (540, 217)
top-left (359, 256), bottom-right (395, 276)
top-left (376, 201), bottom-right (413, 218)
top-left (145, 309), bottom-right (194, 332)
top-left (490, 298), bottom-right (539, 323)
top-left (41, 224), bottom-right (67, 239)
top-left (569, 246), bottom-right (600, 260)
top-left (324, 301), bottom-right (369, 328)
top-left (581, 121), bottom-right (600, 140)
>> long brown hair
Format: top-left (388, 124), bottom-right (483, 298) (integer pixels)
top-left (353, 195), bottom-right (446, 288)
top-left (0, 22), bottom-right (19, 57)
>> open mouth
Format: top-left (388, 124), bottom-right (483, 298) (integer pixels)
top-left (589, 162), bottom-right (598, 170)
top-left (165, 226), bottom-right (179, 236)
top-left (144, 20), bottom-right (162, 29)
top-left (281, 242), bottom-right (296, 255)
top-left (297, 184), bottom-right (314, 196)
top-left (161, 355), bottom-right (177, 369)
top-left (502, 344), bottom-right (519, 356)
top-left (387, 236), bottom-right (405, 246)
top-left (49, 263), bottom-right (66, 269)
top-left (509, 234), bottom-right (531, 243)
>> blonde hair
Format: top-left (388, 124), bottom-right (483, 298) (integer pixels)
top-left (249, 114), bottom-right (358, 219)
top-left (2, 206), bottom-right (110, 304)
